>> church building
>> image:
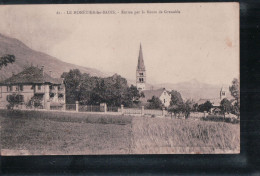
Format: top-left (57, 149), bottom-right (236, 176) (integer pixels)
top-left (136, 44), bottom-right (171, 107)
top-left (136, 44), bottom-right (146, 91)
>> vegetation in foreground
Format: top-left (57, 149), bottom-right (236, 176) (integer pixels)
top-left (0, 110), bottom-right (239, 155)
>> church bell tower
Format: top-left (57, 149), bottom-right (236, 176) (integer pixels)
top-left (220, 86), bottom-right (227, 100)
top-left (136, 44), bottom-right (146, 91)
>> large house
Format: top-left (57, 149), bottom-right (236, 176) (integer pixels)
top-left (0, 66), bottom-right (66, 110)
top-left (140, 88), bottom-right (171, 107)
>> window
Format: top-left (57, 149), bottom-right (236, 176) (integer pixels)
top-left (49, 85), bottom-right (53, 90)
top-left (49, 93), bottom-right (55, 98)
top-left (16, 86), bottom-right (19, 91)
top-left (139, 72), bottom-right (143, 76)
top-left (0, 87), bottom-right (2, 98)
top-left (31, 85), bottom-right (34, 90)
top-left (8, 86), bottom-right (13, 92)
top-left (19, 85), bottom-right (23, 91)
top-left (58, 94), bottom-right (64, 98)
top-left (38, 85), bottom-right (42, 90)
top-left (164, 99), bottom-right (166, 103)
top-left (139, 78), bottom-right (144, 82)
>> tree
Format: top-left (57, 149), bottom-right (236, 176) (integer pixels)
top-left (146, 96), bottom-right (163, 109)
top-left (198, 101), bottom-right (213, 113)
top-left (61, 70), bottom-right (142, 107)
top-left (170, 90), bottom-right (183, 105)
top-left (61, 69), bottom-right (82, 104)
top-left (229, 78), bottom-right (240, 117)
top-left (0, 54), bottom-right (15, 69)
top-left (168, 90), bottom-right (184, 118)
top-left (182, 99), bottom-right (194, 119)
top-left (6, 93), bottom-right (23, 109)
top-left (220, 98), bottom-right (232, 118)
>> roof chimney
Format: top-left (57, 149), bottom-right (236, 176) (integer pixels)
top-left (40, 66), bottom-right (44, 76)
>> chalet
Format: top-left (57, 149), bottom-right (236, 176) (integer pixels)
top-left (0, 66), bottom-right (65, 110)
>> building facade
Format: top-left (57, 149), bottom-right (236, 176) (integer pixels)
top-left (140, 88), bottom-right (172, 108)
top-left (136, 44), bottom-right (146, 91)
top-left (0, 66), bottom-right (65, 110)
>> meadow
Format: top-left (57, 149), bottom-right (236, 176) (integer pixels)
top-left (0, 110), bottom-right (240, 155)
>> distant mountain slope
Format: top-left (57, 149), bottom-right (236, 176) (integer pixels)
top-left (0, 33), bottom-right (108, 81)
top-left (154, 79), bottom-right (232, 101)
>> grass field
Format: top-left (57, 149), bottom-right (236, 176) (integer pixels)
top-left (0, 110), bottom-right (240, 155)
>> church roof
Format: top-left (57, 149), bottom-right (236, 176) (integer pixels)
top-left (137, 44), bottom-right (145, 70)
top-left (0, 66), bottom-right (63, 85)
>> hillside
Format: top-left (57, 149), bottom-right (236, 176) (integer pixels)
top-left (0, 33), bottom-right (108, 81)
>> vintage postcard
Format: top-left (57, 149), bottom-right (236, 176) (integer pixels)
top-left (0, 3), bottom-right (239, 155)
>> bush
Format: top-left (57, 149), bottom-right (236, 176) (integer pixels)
top-left (201, 115), bottom-right (239, 124)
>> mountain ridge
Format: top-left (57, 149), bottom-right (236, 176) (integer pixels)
top-left (0, 33), bottom-right (231, 100)
top-left (0, 33), bottom-right (108, 81)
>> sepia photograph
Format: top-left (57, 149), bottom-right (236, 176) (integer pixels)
top-left (0, 3), bottom-right (240, 155)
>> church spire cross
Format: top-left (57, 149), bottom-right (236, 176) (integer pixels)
top-left (137, 43), bottom-right (145, 70)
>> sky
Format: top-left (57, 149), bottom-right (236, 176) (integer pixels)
top-left (0, 3), bottom-right (239, 85)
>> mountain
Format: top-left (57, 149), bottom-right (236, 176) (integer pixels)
top-left (0, 33), bottom-right (231, 101)
top-left (0, 33), bottom-right (108, 81)
top-left (154, 79), bottom-right (232, 101)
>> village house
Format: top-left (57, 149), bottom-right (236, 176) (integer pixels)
top-left (0, 66), bottom-right (66, 110)
top-left (140, 88), bottom-right (172, 107)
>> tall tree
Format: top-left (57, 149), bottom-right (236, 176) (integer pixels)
top-left (0, 54), bottom-right (15, 70)
top-left (220, 98), bottom-right (232, 118)
top-left (61, 69), bottom-right (82, 104)
top-left (182, 99), bottom-right (194, 119)
top-left (170, 90), bottom-right (183, 105)
top-left (229, 78), bottom-right (240, 117)
top-left (168, 90), bottom-right (184, 118)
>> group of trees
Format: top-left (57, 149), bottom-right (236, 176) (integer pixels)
top-left (167, 77), bottom-right (240, 119)
top-left (61, 69), bottom-right (143, 107)
top-left (167, 90), bottom-right (195, 119)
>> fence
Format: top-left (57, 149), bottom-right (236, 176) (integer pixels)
top-left (123, 108), bottom-right (142, 115)
top-left (17, 101), bottom-right (167, 117)
top-left (107, 106), bottom-right (119, 112)
top-left (144, 109), bottom-right (163, 116)
top-left (79, 105), bottom-right (102, 112)
top-left (66, 104), bottom-right (76, 111)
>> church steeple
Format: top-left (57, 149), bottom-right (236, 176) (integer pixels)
top-left (136, 43), bottom-right (146, 91)
top-left (137, 44), bottom-right (145, 70)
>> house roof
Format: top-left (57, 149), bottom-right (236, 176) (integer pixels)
top-left (197, 98), bottom-right (221, 107)
top-left (137, 44), bottom-right (145, 70)
top-left (0, 66), bottom-right (63, 85)
top-left (141, 88), bottom-right (167, 102)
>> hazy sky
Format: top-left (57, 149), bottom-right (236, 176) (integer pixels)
top-left (0, 3), bottom-right (239, 85)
